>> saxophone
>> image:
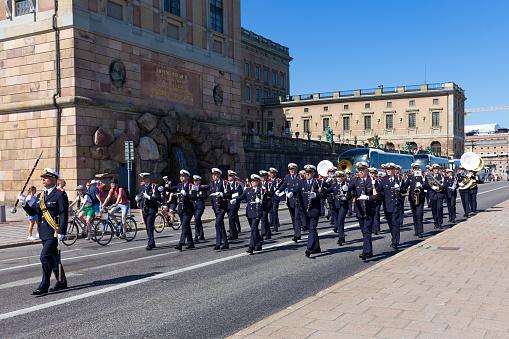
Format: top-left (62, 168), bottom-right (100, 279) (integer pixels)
top-left (414, 175), bottom-right (422, 206)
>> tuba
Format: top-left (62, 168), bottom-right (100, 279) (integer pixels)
top-left (338, 159), bottom-right (353, 173)
top-left (459, 152), bottom-right (484, 190)
top-left (317, 160), bottom-right (334, 177)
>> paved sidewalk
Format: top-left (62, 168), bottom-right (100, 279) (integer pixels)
top-left (232, 199), bottom-right (509, 338)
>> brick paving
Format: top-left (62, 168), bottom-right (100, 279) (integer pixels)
top-left (232, 199), bottom-right (509, 338)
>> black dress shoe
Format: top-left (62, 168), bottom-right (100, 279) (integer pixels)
top-left (265, 235), bottom-right (271, 240)
top-left (311, 248), bottom-right (321, 254)
top-left (452, 219), bottom-right (456, 223)
top-left (220, 245), bottom-right (229, 250)
top-left (146, 245), bottom-right (153, 251)
top-left (360, 253), bottom-right (367, 261)
top-left (49, 284), bottom-right (68, 292)
top-left (199, 236), bottom-right (205, 240)
top-left (374, 231), bottom-right (379, 235)
top-left (254, 246), bottom-right (262, 252)
top-left (292, 237), bottom-right (299, 243)
top-left (326, 215), bottom-right (330, 220)
top-left (418, 233), bottom-right (423, 238)
top-left (194, 236), bottom-right (199, 242)
top-left (186, 243), bottom-right (195, 249)
top-left (32, 288), bottom-right (48, 295)
top-left (246, 247), bottom-right (254, 254)
top-left (305, 250), bottom-right (311, 257)
top-left (413, 233), bottom-right (418, 236)
top-left (174, 244), bottom-right (183, 251)
top-left (301, 227), bottom-right (308, 232)
top-left (337, 239), bottom-right (343, 246)
top-left (227, 236), bottom-right (236, 240)
top-left (273, 228), bottom-right (279, 232)
top-left (332, 228), bottom-right (338, 233)
top-left (390, 244), bottom-right (398, 250)
top-left (438, 225), bottom-right (443, 229)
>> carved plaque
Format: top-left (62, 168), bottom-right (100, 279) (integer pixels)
top-left (141, 60), bottom-right (201, 107)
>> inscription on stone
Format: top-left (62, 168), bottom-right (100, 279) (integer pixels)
top-left (141, 60), bottom-right (201, 107)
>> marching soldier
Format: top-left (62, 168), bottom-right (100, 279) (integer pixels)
top-left (345, 170), bottom-right (353, 216)
top-left (369, 167), bottom-right (382, 235)
top-left (259, 170), bottom-right (273, 240)
top-left (192, 175), bottom-right (207, 242)
top-left (457, 166), bottom-right (471, 218)
top-left (288, 164), bottom-right (328, 257)
top-left (137, 173), bottom-right (160, 250)
top-left (231, 174), bottom-right (269, 254)
top-left (226, 170), bottom-right (243, 240)
top-left (235, 175), bottom-right (243, 234)
top-left (276, 163), bottom-right (302, 242)
top-left (164, 170), bottom-right (197, 251)
top-left (444, 169), bottom-right (457, 223)
top-left (425, 165), bottom-right (432, 208)
top-left (347, 162), bottom-right (380, 261)
top-left (199, 168), bottom-right (232, 250)
top-left (379, 163), bottom-right (403, 250)
top-left (468, 170), bottom-right (479, 214)
top-left (402, 163), bottom-right (426, 238)
top-left (19, 168), bottom-right (69, 295)
top-left (326, 166), bottom-right (337, 227)
top-left (268, 167), bottom-right (282, 232)
top-left (297, 169), bottom-right (308, 231)
top-left (426, 164), bottom-right (447, 229)
top-left (395, 164), bottom-right (405, 223)
top-left (329, 170), bottom-right (350, 245)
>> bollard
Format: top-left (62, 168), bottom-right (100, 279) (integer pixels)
top-left (0, 205), bottom-right (5, 223)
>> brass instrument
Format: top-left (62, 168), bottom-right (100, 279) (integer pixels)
top-left (338, 159), bottom-right (353, 173)
top-left (317, 160), bottom-right (334, 177)
top-left (360, 178), bottom-right (366, 217)
top-left (306, 178), bottom-right (315, 213)
top-left (459, 152), bottom-right (484, 190)
top-left (425, 172), bottom-right (443, 189)
top-left (413, 171), bottom-right (422, 206)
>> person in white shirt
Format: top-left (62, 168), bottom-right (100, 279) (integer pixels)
top-left (26, 186), bottom-right (39, 241)
top-left (69, 185), bottom-right (96, 240)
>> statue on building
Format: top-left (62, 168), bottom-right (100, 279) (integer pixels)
top-left (405, 141), bottom-right (411, 153)
top-left (427, 145), bottom-right (433, 154)
top-left (373, 134), bottom-right (380, 149)
top-left (325, 126), bottom-right (334, 142)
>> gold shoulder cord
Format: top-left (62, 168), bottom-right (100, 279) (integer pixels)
top-left (39, 198), bottom-right (59, 237)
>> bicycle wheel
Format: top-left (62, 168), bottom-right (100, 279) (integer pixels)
top-left (154, 213), bottom-right (166, 233)
top-left (91, 218), bottom-right (102, 241)
top-left (124, 217), bottom-right (138, 242)
top-left (171, 214), bottom-right (181, 230)
top-left (62, 220), bottom-right (78, 246)
top-left (94, 220), bottom-right (113, 246)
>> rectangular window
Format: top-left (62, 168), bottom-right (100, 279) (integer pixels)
top-left (364, 115), bottom-right (372, 130)
top-left (15, 0), bottom-right (30, 16)
top-left (273, 92), bottom-right (277, 102)
top-left (264, 90), bottom-right (268, 104)
top-left (281, 75), bottom-right (285, 88)
top-left (266, 121), bottom-right (274, 135)
top-left (264, 69), bottom-right (268, 82)
top-left (323, 106), bottom-right (329, 112)
top-left (210, 0), bottom-right (223, 33)
top-left (409, 113), bottom-right (416, 128)
top-left (107, 1), bottom-right (123, 20)
top-left (245, 63), bottom-right (250, 77)
top-left (268, 111), bottom-right (273, 116)
top-left (343, 116), bottom-right (350, 131)
top-left (164, 0), bottom-right (180, 16)
top-left (167, 23), bottom-right (179, 39)
top-left (255, 88), bottom-right (260, 102)
top-left (365, 103), bottom-right (370, 109)
top-left (387, 102), bottom-right (393, 108)
top-left (344, 104), bottom-right (349, 110)
top-left (255, 66), bottom-right (260, 80)
top-left (247, 109), bottom-right (251, 114)
top-left (303, 119), bottom-right (310, 133)
top-left (386, 114), bottom-right (394, 129)
top-left (409, 100), bottom-right (415, 106)
top-left (273, 71), bottom-right (277, 85)
top-left (285, 120), bottom-right (292, 134)
top-left (433, 98), bottom-right (439, 104)
top-left (432, 111), bottom-right (440, 127)
top-left (323, 117), bottom-right (330, 131)
top-left (245, 86), bottom-right (251, 100)
top-left (256, 121), bottom-right (261, 134)
top-left (285, 109), bottom-right (290, 114)
top-left (304, 108), bottom-right (309, 113)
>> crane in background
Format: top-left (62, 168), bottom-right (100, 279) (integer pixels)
top-left (464, 106), bottom-right (509, 115)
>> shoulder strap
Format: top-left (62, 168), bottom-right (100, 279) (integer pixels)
top-left (39, 197), bottom-right (59, 237)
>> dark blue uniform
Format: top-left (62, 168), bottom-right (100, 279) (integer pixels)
top-left (425, 174), bottom-right (447, 229)
top-left (402, 174), bottom-right (426, 237)
top-left (379, 175), bottom-right (403, 248)
top-left (468, 175), bottom-right (479, 213)
top-left (348, 176), bottom-right (380, 258)
top-left (370, 176), bottom-right (382, 234)
top-left (329, 180), bottom-right (350, 244)
top-left (290, 178), bottom-right (328, 255)
top-left (235, 186), bottom-right (270, 252)
top-left (268, 177), bottom-right (282, 231)
top-left (141, 182), bottom-right (160, 249)
top-left (199, 179), bottom-right (232, 249)
top-left (278, 173), bottom-right (303, 240)
top-left (259, 180), bottom-right (274, 239)
top-left (165, 182), bottom-right (197, 248)
top-left (192, 187), bottom-right (207, 241)
top-left (457, 171), bottom-right (471, 216)
top-left (227, 180), bottom-right (243, 240)
top-left (23, 187), bottom-right (69, 290)
top-left (444, 175), bottom-right (457, 222)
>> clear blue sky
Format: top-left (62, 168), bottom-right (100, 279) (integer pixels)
top-left (241, 0), bottom-right (509, 128)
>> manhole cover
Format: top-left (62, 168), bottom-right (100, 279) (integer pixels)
top-left (438, 247), bottom-right (460, 251)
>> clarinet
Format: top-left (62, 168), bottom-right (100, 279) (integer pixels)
top-left (307, 178), bottom-right (314, 213)
top-left (361, 178), bottom-right (366, 218)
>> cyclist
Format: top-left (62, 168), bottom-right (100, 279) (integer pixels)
top-left (68, 185), bottom-right (95, 240)
top-left (160, 176), bottom-right (176, 227)
top-left (101, 179), bottom-right (129, 239)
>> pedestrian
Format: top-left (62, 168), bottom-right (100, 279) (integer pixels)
top-left (68, 185), bottom-right (95, 240)
top-left (89, 179), bottom-right (102, 218)
top-left (402, 163), bottom-right (426, 238)
top-left (101, 178), bottom-right (130, 239)
top-left (426, 164), bottom-right (447, 229)
top-left (57, 178), bottom-right (66, 191)
top-left (226, 170), bottom-right (243, 240)
top-left (26, 186), bottom-right (39, 241)
top-left (18, 168), bottom-right (69, 295)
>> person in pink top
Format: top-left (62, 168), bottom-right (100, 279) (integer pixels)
top-left (100, 179), bottom-right (129, 239)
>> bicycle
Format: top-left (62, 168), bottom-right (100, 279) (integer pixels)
top-left (62, 210), bottom-right (101, 246)
top-left (155, 202), bottom-right (181, 232)
top-left (94, 207), bottom-right (138, 246)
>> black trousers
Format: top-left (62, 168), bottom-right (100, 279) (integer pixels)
top-left (303, 214), bottom-right (320, 251)
top-left (459, 190), bottom-right (471, 215)
top-left (373, 204), bottom-right (381, 232)
top-left (288, 206), bottom-right (301, 238)
top-left (178, 213), bottom-right (194, 245)
top-left (143, 212), bottom-right (156, 247)
top-left (261, 209), bottom-right (271, 238)
top-left (358, 216), bottom-right (374, 255)
top-left (430, 198), bottom-right (444, 227)
top-left (227, 209), bottom-right (239, 238)
top-left (468, 190), bottom-right (478, 212)
top-left (40, 239), bottom-right (67, 289)
top-left (194, 208), bottom-right (204, 238)
top-left (333, 205), bottom-right (348, 238)
top-left (270, 199), bottom-right (280, 230)
top-left (214, 210), bottom-right (228, 247)
top-left (410, 201), bottom-right (424, 235)
top-left (247, 217), bottom-right (262, 250)
top-left (446, 192), bottom-right (457, 220)
top-left (385, 207), bottom-right (401, 246)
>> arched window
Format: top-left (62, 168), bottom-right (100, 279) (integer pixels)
top-left (431, 141), bottom-right (441, 154)
top-left (410, 142), bottom-right (418, 152)
top-left (386, 142), bottom-right (395, 151)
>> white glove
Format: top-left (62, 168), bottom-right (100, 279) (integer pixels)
top-left (229, 199), bottom-right (237, 204)
top-left (358, 194), bottom-right (369, 200)
top-left (17, 194), bottom-right (27, 206)
top-left (277, 191), bottom-right (286, 197)
top-left (57, 233), bottom-right (64, 243)
top-left (158, 186), bottom-right (164, 192)
top-left (255, 198), bottom-right (261, 204)
top-left (275, 190), bottom-right (280, 196)
top-left (287, 192), bottom-right (294, 199)
top-left (180, 189), bottom-right (186, 196)
top-left (467, 173), bottom-right (472, 178)
top-left (416, 182), bottom-right (422, 188)
top-left (459, 182), bottom-right (464, 187)
top-left (143, 192), bottom-right (150, 199)
top-left (217, 192), bottom-right (223, 198)
top-left (431, 186), bottom-right (439, 191)
top-left (342, 184), bottom-right (348, 191)
top-left (393, 183), bottom-right (400, 189)
top-left (341, 197), bottom-right (347, 201)
top-left (210, 192), bottom-right (219, 197)
top-left (192, 185), bottom-right (199, 191)
top-left (135, 195), bottom-right (141, 202)
top-left (309, 192), bottom-right (316, 199)
top-left (449, 187), bottom-right (455, 190)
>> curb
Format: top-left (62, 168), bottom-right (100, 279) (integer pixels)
top-left (230, 208), bottom-right (486, 338)
top-left (0, 240), bottom-right (41, 250)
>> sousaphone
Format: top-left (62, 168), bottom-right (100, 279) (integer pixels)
top-left (317, 160), bottom-right (334, 177)
top-left (459, 152), bottom-right (484, 190)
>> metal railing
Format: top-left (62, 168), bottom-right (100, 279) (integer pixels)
top-left (360, 88), bottom-right (376, 95)
top-left (405, 85), bottom-right (421, 92)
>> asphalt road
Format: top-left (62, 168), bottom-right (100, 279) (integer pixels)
top-left (0, 181), bottom-right (508, 338)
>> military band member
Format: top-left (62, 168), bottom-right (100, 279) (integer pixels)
top-left (235, 175), bottom-right (243, 234)
top-left (259, 170), bottom-right (273, 240)
top-left (160, 176), bottom-right (176, 227)
top-left (326, 166), bottom-right (337, 227)
top-left (199, 168), bottom-right (232, 250)
top-left (468, 170), bottom-right (479, 214)
top-left (427, 164), bottom-right (447, 229)
top-left (19, 168), bottom-right (69, 295)
top-left (347, 162), bottom-right (380, 261)
top-left (226, 170), bottom-right (243, 240)
top-left (402, 163), bottom-right (426, 237)
top-left (369, 168), bottom-right (382, 236)
top-left (268, 167), bottom-right (282, 232)
top-left (297, 169), bottom-right (308, 231)
top-left (329, 171), bottom-right (350, 245)
top-left (457, 166), bottom-right (471, 218)
top-left (136, 173), bottom-right (160, 250)
top-left (231, 174), bottom-right (269, 254)
top-left (425, 165), bottom-right (432, 208)
top-left (444, 169), bottom-right (457, 223)
top-left (164, 170), bottom-right (197, 251)
top-left (288, 164), bottom-right (328, 257)
top-left (345, 170), bottom-right (353, 216)
top-left (276, 163), bottom-right (302, 242)
top-left (395, 164), bottom-right (405, 223)
top-left (192, 175), bottom-right (207, 242)
top-left (379, 163), bottom-right (403, 250)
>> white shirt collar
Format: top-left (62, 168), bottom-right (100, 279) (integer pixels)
top-left (46, 186), bottom-right (56, 195)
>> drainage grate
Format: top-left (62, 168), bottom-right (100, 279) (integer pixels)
top-left (437, 247), bottom-right (460, 251)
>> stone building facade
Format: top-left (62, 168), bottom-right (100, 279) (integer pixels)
top-left (465, 127), bottom-right (509, 175)
top-left (0, 0), bottom-right (250, 202)
top-left (264, 82), bottom-right (466, 158)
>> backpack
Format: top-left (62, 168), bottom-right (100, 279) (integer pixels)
top-left (120, 186), bottom-right (130, 200)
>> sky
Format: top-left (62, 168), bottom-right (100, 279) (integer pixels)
top-left (241, 0), bottom-right (509, 128)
